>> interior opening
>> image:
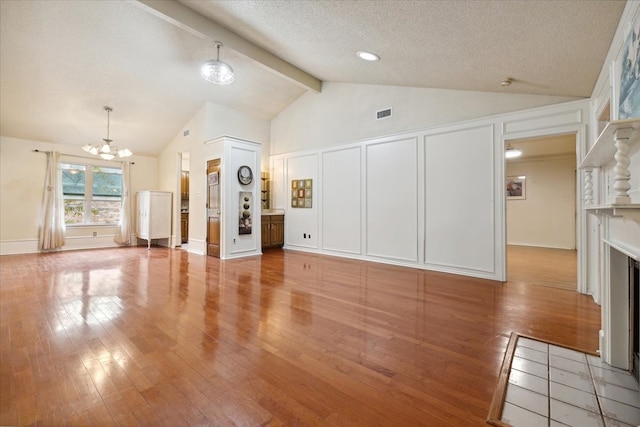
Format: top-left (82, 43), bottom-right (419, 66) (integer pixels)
top-left (179, 152), bottom-right (190, 249)
top-left (505, 133), bottom-right (577, 290)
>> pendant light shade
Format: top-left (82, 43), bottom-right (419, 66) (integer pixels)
top-left (201, 41), bottom-right (234, 85)
top-left (82, 106), bottom-right (132, 160)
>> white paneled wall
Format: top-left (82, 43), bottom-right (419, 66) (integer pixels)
top-left (366, 137), bottom-right (419, 262)
top-left (271, 100), bottom-right (590, 283)
top-left (322, 147), bottom-right (361, 254)
top-left (424, 125), bottom-right (495, 273)
top-left (285, 154), bottom-right (319, 248)
top-left (273, 124), bottom-right (500, 280)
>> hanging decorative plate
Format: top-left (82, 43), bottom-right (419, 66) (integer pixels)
top-left (237, 165), bottom-right (253, 185)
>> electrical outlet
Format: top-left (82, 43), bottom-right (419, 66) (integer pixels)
top-left (304, 233), bottom-right (307, 238)
top-left (92, 232), bottom-right (97, 237)
top-left (233, 238), bottom-right (236, 243)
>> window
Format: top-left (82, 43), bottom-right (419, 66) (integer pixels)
top-left (62, 162), bottom-right (122, 225)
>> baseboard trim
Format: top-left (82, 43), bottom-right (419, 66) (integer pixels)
top-left (1, 235), bottom-right (133, 255)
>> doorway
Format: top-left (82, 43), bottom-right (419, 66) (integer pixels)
top-left (505, 134), bottom-right (578, 290)
top-left (207, 158), bottom-right (221, 257)
top-left (179, 152), bottom-right (190, 249)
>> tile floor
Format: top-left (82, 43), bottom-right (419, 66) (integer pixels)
top-left (500, 337), bottom-right (640, 427)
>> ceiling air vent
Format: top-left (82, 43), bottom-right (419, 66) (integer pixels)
top-left (183, 129), bottom-right (190, 137)
top-left (376, 108), bottom-right (392, 120)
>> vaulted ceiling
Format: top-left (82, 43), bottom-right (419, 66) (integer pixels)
top-left (0, 0), bottom-right (626, 157)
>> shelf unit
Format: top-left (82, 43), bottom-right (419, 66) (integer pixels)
top-left (580, 118), bottom-right (640, 222)
top-left (261, 172), bottom-right (269, 210)
top-left (585, 204), bottom-right (640, 222)
top-left (580, 118), bottom-right (640, 168)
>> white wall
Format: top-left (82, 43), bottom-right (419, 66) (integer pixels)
top-left (0, 135), bottom-right (158, 254)
top-left (272, 121), bottom-right (503, 280)
top-left (321, 147), bottom-right (361, 254)
top-left (506, 155), bottom-right (577, 249)
top-left (271, 82), bottom-right (579, 155)
top-left (424, 125), bottom-right (496, 274)
top-left (269, 81), bottom-right (584, 280)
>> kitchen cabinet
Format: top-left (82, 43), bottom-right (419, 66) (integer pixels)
top-left (180, 171), bottom-right (189, 200)
top-left (261, 214), bottom-right (284, 249)
top-left (181, 213), bottom-right (188, 244)
top-left (137, 191), bottom-right (172, 249)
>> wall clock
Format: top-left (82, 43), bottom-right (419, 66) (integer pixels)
top-left (237, 165), bottom-right (253, 185)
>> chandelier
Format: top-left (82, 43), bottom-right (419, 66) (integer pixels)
top-left (201, 41), bottom-right (234, 85)
top-left (82, 106), bottom-right (132, 160)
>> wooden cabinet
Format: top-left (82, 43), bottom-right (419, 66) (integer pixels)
top-left (137, 191), bottom-right (172, 249)
top-left (180, 171), bottom-right (189, 200)
top-left (180, 213), bottom-right (188, 244)
top-left (262, 214), bottom-right (284, 249)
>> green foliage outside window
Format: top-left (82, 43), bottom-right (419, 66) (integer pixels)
top-left (61, 163), bottom-right (122, 225)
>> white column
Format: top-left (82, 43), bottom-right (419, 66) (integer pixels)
top-left (612, 128), bottom-right (632, 204)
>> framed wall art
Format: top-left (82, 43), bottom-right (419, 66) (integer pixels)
top-left (239, 191), bottom-right (252, 234)
top-left (506, 176), bottom-right (526, 200)
top-left (291, 179), bottom-right (313, 208)
top-left (619, 17), bottom-right (640, 119)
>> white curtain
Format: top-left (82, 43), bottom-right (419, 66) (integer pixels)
top-left (114, 161), bottom-right (131, 245)
top-left (39, 151), bottom-right (66, 251)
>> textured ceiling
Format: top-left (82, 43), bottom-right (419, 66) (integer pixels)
top-left (0, 0), bottom-right (305, 156)
top-left (0, 0), bottom-right (627, 156)
top-left (181, 0), bottom-right (626, 96)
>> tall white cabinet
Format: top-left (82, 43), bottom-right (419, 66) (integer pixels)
top-left (137, 191), bottom-right (172, 249)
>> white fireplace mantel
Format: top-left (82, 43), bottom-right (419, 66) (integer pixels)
top-left (580, 118), bottom-right (640, 222)
top-left (586, 204), bottom-right (640, 223)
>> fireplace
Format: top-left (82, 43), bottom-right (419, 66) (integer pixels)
top-left (601, 244), bottom-right (640, 374)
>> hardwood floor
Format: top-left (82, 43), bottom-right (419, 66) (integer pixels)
top-left (507, 245), bottom-right (577, 290)
top-left (0, 248), bottom-right (600, 426)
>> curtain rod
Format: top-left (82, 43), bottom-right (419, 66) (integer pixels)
top-left (33, 150), bottom-right (135, 164)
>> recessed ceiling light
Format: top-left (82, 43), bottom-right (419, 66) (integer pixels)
top-left (357, 51), bottom-right (379, 61)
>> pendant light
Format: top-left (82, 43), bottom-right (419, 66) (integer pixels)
top-left (201, 41), bottom-right (235, 85)
top-left (82, 106), bottom-right (132, 160)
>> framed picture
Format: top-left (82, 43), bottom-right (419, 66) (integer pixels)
top-left (239, 191), bottom-right (252, 234)
top-left (208, 171), bottom-right (218, 185)
top-left (291, 178), bottom-right (313, 208)
top-left (506, 176), bottom-right (526, 200)
top-left (619, 17), bottom-right (640, 119)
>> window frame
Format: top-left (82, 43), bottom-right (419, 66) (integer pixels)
top-left (61, 157), bottom-right (123, 227)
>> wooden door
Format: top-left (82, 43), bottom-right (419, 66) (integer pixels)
top-left (261, 216), bottom-right (270, 249)
top-left (207, 159), bottom-right (221, 257)
top-left (270, 215), bottom-right (285, 247)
